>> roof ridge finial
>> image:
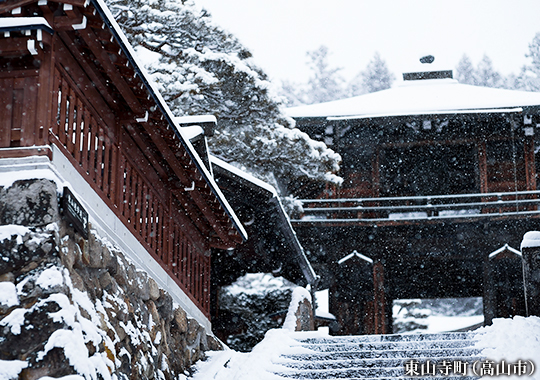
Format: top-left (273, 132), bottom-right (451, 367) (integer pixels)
top-left (420, 55), bottom-right (435, 64)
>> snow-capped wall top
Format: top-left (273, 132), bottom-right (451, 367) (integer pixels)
top-left (175, 115), bottom-right (217, 125)
top-left (287, 79), bottom-right (540, 119)
top-left (521, 231), bottom-right (540, 250)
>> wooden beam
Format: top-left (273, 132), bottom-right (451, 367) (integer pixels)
top-left (53, 36), bottom-right (115, 130)
top-left (122, 123), bottom-right (215, 237)
top-left (0, 0), bottom-right (35, 14)
top-left (138, 120), bottom-right (238, 245)
top-left (478, 141), bottom-right (488, 193)
top-left (0, 146), bottom-right (52, 160)
top-left (76, 26), bottom-right (145, 117)
top-left (0, 0), bottom-right (90, 13)
top-left (57, 31), bottom-right (118, 110)
top-left (373, 261), bottom-right (387, 334)
top-left (120, 128), bottom-right (214, 243)
top-left (0, 36), bottom-right (41, 56)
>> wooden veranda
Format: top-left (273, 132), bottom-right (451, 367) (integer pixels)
top-left (0, 0), bottom-right (246, 319)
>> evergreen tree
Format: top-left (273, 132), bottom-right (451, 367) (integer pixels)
top-left (357, 52), bottom-right (395, 93)
top-left (345, 72), bottom-right (365, 97)
top-left (106, 0), bottom-right (342, 194)
top-left (278, 79), bottom-right (308, 107)
top-left (515, 32), bottom-right (540, 91)
top-left (305, 45), bottom-right (346, 104)
top-left (475, 55), bottom-right (503, 88)
top-left (455, 54), bottom-right (476, 85)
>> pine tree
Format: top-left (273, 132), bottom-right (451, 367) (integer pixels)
top-left (475, 55), bottom-right (503, 88)
top-left (106, 0), bottom-right (342, 194)
top-left (305, 45), bottom-right (346, 104)
top-left (515, 32), bottom-right (540, 91)
top-left (358, 52), bottom-right (395, 93)
top-left (278, 80), bottom-right (308, 107)
top-left (455, 54), bottom-right (476, 85)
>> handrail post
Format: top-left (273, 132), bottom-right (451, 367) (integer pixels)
top-left (521, 231), bottom-right (540, 317)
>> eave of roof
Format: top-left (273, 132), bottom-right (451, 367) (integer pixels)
top-left (211, 156), bottom-right (318, 286)
top-left (89, 0), bottom-right (246, 242)
top-left (287, 78), bottom-right (540, 120)
top-left (0, 0), bottom-right (247, 243)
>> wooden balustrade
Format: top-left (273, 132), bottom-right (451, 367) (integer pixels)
top-left (298, 190), bottom-right (540, 225)
top-left (46, 65), bottom-right (211, 315)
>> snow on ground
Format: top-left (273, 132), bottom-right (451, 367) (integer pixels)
top-left (393, 297), bottom-right (484, 334)
top-left (191, 329), bottom-right (319, 380)
top-left (413, 315), bottom-right (485, 333)
top-left (191, 317), bottom-right (540, 380)
top-left (475, 316), bottom-right (540, 380)
top-left (476, 316), bottom-right (540, 364)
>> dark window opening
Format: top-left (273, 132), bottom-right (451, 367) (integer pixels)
top-left (379, 144), bottom-right (479, 197)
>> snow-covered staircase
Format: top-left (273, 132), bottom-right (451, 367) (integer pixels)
top-left (272, 331), bottom-right (483, 379)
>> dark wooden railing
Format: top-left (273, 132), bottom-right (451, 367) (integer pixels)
top-left (296, 190), bottom-right (540, 225)
top-left (48, 65), bottom-right (211, 314)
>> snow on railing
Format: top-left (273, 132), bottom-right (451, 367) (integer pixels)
top-left (295, 190), bottom-right (540, 223)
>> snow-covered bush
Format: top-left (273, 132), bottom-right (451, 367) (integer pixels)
top-left (217, 273), bottom-right (297, 352)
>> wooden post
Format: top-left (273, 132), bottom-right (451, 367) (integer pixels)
top-left (524, 136), bottom-right (536, 191)
top-left (478, 141), bottom-right (488, 193)
top-left (373, 261), bottom-right (387, 334)
top-left (521, 231), bottom-right (540, 317)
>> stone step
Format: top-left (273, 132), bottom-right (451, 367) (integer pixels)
top-left (271, 332), bottom-right (484, 380)
top-left (273, 377), bottom-right (480, 380)
top-left (300, 339), bottom-right (476, 352)
top-left (299, 332), bottom-right (478, 344)
top-left (281, 347), bottom-right (482, 361)
top-left (275, 356), bottom-right (483, 371)
top-left (273, 366), bottom-right (480, 379)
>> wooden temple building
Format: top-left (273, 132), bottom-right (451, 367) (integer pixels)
top-left (287, 61), bottom-right (540, 335)
top-left (0, 0), bottom-right (316, 333)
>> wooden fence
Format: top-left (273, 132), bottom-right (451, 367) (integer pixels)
top-left (1, 64), bottom-right (213, 314)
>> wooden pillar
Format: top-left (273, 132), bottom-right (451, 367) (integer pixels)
top-left (373, 261), bottom-right (387, 334)
top-left (521, 232), bottom-right (540, 317)
top-left (524, 135), bottom-right (536, 191)
top-left (478, 141), bottom-right (488, 193)
top-left (484, 245), bottom-right (526, 325)
top-left (36, 40), bottom-right (54, 145)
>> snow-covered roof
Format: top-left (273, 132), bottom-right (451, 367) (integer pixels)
top-left (209, 155), bottom-right (278, 197)
top-left (87, 0), bottom-right (247, 241)
top-left (337, 250), bottom-right (373, 265)
top-left (287, 78), bottom-right (540, 120)
top-left (488, 244), bottom-right (521, 259)
top-left (175, 114), bottom-right (217, 125)
top-left (179, 125), bottom-right (204, 141)
top-left (0, 17), bottom-right (53, 34)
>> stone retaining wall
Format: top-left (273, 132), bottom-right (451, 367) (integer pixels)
top-left (0, 179), bottom-right (221, 380)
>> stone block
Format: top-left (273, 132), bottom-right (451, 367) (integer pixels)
top-left (173, 307), bottom-right (188, 333)
top-left (0, 179), bottom-right (59, 227)
top-left (186, 319), bottom-right (201, 345)
top-left (206, 334), bottom-right (223, 351)
top-left (156, 290), bottom-right (173, 321)
top-left (148, 277), bottom-right (160, 300)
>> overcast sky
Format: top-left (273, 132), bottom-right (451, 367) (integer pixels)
top-left (194, 0), bottom-right (540, 84)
